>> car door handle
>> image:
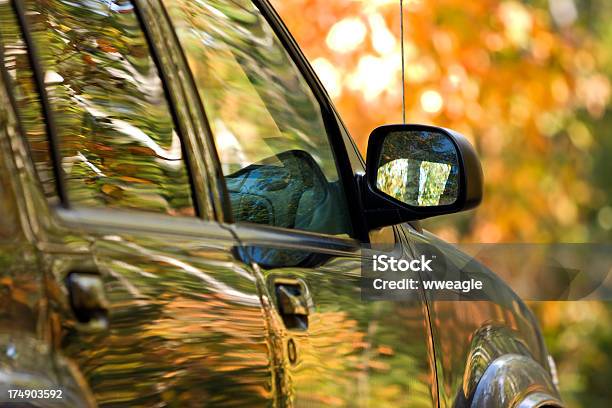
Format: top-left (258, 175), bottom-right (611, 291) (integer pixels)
top-left (65, 271), bottom-right (109, 331)
top-left (274, 280), bottom-right (310, 330)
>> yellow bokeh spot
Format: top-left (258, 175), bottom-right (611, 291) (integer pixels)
top-left (326, 17), bottom-right (367, 53)
top-left (420, 90), bottom-right (444, 113)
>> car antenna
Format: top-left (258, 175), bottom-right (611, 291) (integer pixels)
top-left (400, 0), bottom-right (406, 124)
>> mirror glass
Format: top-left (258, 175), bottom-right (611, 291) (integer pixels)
top-left (376, 130), bottom-right (460, 207)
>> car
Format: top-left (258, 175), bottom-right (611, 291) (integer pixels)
top-left (0, 0), bottom-right (563, 407)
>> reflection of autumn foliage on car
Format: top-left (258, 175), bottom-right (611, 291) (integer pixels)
top-left (288, 301), bottom-right (436, 406)
top-left (1, 0), bottom-right (195, 214)
top-left (377, 159), bottom-right (412, 202)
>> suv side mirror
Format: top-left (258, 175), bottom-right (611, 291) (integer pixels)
top-left (363, 124), bottom-right (483, 229)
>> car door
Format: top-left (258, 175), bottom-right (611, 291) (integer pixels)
top-left (165, 0), bottom-right (439, 406)
top-left (4, 0), bottom-right (274, 406)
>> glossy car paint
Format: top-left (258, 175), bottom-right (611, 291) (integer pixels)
top-left (0, 40), bottom-right (96, 406)
top-left (53, 209), bottom-right (275, 406)
top-left (1, 0), bottom-right (273, 405)
top-left (0, 0), bottom-right (563, 407)
top-left (232, 225), bottom-right (438, 406)
top-left (403, 229), bottom-right (562, 406)
top-left (248, 1), bottom-right (562, 405)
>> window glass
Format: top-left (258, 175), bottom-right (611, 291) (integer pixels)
top-left (166, 0), bottom-right (352, 236)
top-left (21, 0), bottom-right (195, 215)
top-left (0, 1), bottom-right (56, 202)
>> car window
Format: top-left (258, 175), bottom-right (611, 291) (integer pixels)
top-left (0, 1), bottom-right (57, 203)
top-left (165, 0), bottom-right (353, 237)
top-left (12, 0), bottom-right (196, 216)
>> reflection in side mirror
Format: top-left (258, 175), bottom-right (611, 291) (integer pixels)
top-left (363, 124), bottom-right (483, 229)
top-left (376, 130), bottom-right (460, 207)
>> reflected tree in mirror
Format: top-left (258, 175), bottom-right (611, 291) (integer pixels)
top-left (376, 130), bottom-right (460, 206)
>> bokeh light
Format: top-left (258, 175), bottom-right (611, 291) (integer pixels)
top-left (420, 89), bottom-right (443, 114)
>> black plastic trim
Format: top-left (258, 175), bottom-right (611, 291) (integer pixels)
top-left (155, 1), bottom-right (235, 224)
top-left (363, 123), bottom-right (483, 229)
top-left (231, 222), bottom-right (359, 255)
top-left (131, 0), bottom-right (203, 219)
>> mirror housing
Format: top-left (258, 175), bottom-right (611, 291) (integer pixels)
top-left (362, 124), bottom-right (483, 230)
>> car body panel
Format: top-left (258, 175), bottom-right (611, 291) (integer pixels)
top-left (0, 108), bottom-right (276, 406)
top-left (0, 53), bottom-right (96, 406)
top-left (401, 227), bottom-right (558, 406)
top-left (47, 209), bottom-right (275, 406)
top-left (1, 0), bottom-right (275, 405)
top-left (233, 223), bottom-right (439, 407)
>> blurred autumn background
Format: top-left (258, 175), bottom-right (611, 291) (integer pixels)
top-left (272, 0), bottom-right (612, 406)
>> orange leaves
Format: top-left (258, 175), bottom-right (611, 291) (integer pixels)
top-left (82, 39), bottom-right (119, 66)
top-left (101, 183), bottom-right (124, 198)
top-left (97, 38), bottom-right (118, 53)
top-left (273, 0), bottom-right (609, 243)
top-left (82, 54), bottom-right (95, 66)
